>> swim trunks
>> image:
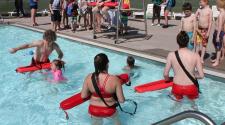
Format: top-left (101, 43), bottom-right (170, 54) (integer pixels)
top-left (89, 105), bottom-right (116, 117)
top-left (172, 83), bottom-right (199, 100)
top-left (187, 32), bottom-right (194, 50)
top-left (30, 57), bottom-right (50, 66)
top-left (212, 30), bottom-right (224, 51)
top-left (196, 27), bottom-right (209, 47)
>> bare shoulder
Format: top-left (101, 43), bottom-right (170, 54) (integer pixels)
top-left (109, 75), bottom-right (121, 83)
top-left (168, 52), bottom-right (174, 58)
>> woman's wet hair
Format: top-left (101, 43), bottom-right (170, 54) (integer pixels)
top-left (182, 2), bottom-right (192, 11)
top-left (94, 53), bottom-right (109, 73)
top-left (127, 56), bottom-right (135, 67)
top-left (52, 59), bottom-right (65, 71)
top-left (43, 30), bottom-right (57, 42)
top-left (177, 31), bottom-right (189, 48)
top-left (93, 53), bottom-right (109, 81)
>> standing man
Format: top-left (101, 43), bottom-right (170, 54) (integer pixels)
top-left (164, 31), bottom-right (204, 109)
top-left (152, 0), bottom-right (162, 26)
top-left (49, 0), bottom-right (63, 31)
top-left (29, 0), bottom-right (38, 26)
top-left (15, 0), bottom-right (25, 17)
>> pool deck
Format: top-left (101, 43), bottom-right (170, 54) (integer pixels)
top-left (4, 16), bottom-right (225, 78)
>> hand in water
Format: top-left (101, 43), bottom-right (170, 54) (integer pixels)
top-left (9, 48), bottom-right (17, 54)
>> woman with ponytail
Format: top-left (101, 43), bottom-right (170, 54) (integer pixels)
top-left (81, 53), bottom-right (125, 125)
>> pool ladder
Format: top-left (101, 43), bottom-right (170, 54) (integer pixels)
top-left (152, 110), bottom-right (216, 125)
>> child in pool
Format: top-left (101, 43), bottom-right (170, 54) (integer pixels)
top-left (47, 59), bottom-right (67, 82)
top-left (123, 56), bottom-right (140, 79)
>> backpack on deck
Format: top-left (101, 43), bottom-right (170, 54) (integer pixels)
top-left (168, 0), bottom-right (176, 8)
top-left (67, 3), bottom-right (73, 16)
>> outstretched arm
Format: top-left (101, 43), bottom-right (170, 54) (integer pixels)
top-left (9, 41), bottom-right (40, 54)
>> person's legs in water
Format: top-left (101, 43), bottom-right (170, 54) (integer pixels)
top-left (108, 111), bottom-right (121, 125)
top-left (91, 116), bottom-right (103, 125)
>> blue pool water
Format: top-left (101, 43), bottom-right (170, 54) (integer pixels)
top-left (0, 25), bottom-right (225, 125)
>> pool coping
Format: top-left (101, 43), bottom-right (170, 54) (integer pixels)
top-left (11, 23), bottom-right (225, 79)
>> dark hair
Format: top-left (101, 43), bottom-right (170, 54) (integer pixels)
top-left (182, 2), bottom-right (192, 11)
top-left (127, 56), bottom-right (135, 67)
top-left (94, 53), bottom-right (109, 73)
top-left (177, 31), bottom-right (189, 48)
top-left (43, 30), bottom-right (57, 42)
top-left (93, 53), bottom-right (109, 82)
top-left (52, 59), bottom-right (65, 71)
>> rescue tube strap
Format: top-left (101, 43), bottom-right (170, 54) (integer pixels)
top-left (175, 51), bottom-right (201, 93)
top-left (91, 73), bottom-right (137, 115)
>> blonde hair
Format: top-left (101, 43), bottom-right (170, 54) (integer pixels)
top-left (216, 0), bottom-right (225, 9)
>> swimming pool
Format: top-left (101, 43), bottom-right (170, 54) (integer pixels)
top-left (0, 25), bottom-right (225, 125)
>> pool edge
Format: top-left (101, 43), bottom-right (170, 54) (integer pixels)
top-left (11, 24), bottom-right (225, 79)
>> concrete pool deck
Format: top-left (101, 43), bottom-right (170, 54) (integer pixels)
top-left (3, 16), bottom-right (225, 78)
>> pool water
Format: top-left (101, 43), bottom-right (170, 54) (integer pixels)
top-left (0, 25), bottom-right (225, 125)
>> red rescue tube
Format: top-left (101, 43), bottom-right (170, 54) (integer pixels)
top-left (60, 73), bottom-right (129, 110)
top-left (16, 63), bottom-right (51, 73)
top-left (60, 93), bottom-right (90, 110)
top-left (134, 79), bottom-right (173, 93)
top-left (87, 2), bottom-right (118, 7)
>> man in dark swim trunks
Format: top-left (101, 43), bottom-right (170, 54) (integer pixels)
top-left (9, 30), bottom-right (63, 66)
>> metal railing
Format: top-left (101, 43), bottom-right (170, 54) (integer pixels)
top-left (152, 110), bottom-right (216, 125)
top-left (0, 15), bottom-right (4, 23)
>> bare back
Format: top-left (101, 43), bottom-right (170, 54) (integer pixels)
top-left (164, 49), bottom-right (203, 85)
top-left (81, 73), bottom-right (124, 107)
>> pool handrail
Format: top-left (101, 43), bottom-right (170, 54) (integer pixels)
top-left (0, 15), bottom-right (4, 23)
top-left (152, 110), bottom-right (216, 125)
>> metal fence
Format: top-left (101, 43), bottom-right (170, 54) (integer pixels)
top-left (0, 0), bottom-right (216, 13)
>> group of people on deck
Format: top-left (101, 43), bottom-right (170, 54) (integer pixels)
top-left (8, 0), bottom-right (225, 125)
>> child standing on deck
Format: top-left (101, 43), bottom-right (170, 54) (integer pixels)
top-left (195, 0), bottom-right (212, 63)
top-left (211, 0), bottom-right (225, 66)
top-left (181, 3), bottom-right (196, 50)
top-left (67, 0), bottom-right (79, 32)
